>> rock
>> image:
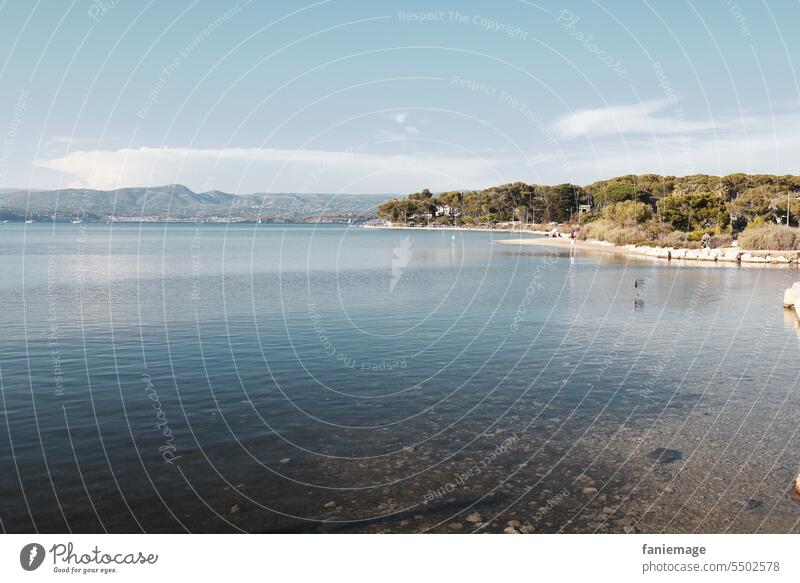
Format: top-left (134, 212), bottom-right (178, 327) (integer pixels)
top-left (466, 512), bottom-right (482, 523)
top-left (794, 474), bottom-right (800, 497)
top-left (582, 487), bottom-right (598, 495)
top-left (785, 282), bottom-right (800, 308)
top-left (229, 504), bottom-right (240, 514)
top-left (324, 501), bottom-right (337, 509)
top-left (720, 248), bottom-right (741, 262)
top-left (503, 526), bottom-right (520, 534)
top-left (506, 520), bottom-right (521, 528)
top-left (449, 522), bottom-right (463, 530)
top-left (279, 458), bottom-right (290, 464)
top-left (602, 506), bottom-right (614, 514)
top-left (402, 446), bottom-right (415, 454)
top-left (742, 253), bottom-right (769, 263)
top-left (646, 448), bottom-right (683, 464)
top-left (744, 499), bottom-right (763, 511)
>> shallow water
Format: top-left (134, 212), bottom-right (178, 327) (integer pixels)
top-left (1, 222), bottom-right (799, 533)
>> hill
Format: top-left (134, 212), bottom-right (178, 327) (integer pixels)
top-left (0, 185), bottom-right (391, 221)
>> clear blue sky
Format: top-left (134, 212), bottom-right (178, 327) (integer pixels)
top-left (1, 0), bottom-right (798, 193)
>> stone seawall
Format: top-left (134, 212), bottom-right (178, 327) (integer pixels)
top-left (495, 236), bottom-right (800, 265)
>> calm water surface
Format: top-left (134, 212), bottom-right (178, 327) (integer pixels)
top-left (1, 223), bottom-right (799, 533)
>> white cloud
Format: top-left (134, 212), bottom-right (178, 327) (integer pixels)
top-left (538, 100), bottom-right (800, 182)
top-left (538, 109), bottom-right (800, 182)
top-left (31, 106), bottom-right (800, 193)
top-left (375, 112), bottom-right (421, 141)
top-left (389, 112), bottom-right (409, 125)
top-left (551, 99), bottom-right (718, 139)
top-left (34, 146), bottom-right (510, 193)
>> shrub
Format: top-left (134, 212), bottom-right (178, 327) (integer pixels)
top-left (579, 211), bottom-right (601, 224)
top-left (737, 224), bottom-right (800, 250)
top-left (601, 200), bottom-right (653, 227)
top-left (662, 231), bottom-right (700, 249)
top-left (686, 228), bottom-right (708, 242)
top-left (708, 234), bottom-right (733, 248)
top-left (580, 220), bottom-right (657, 246)
top-left (730, 215), bottom-right (748, 232)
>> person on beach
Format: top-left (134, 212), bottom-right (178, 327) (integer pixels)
top-left (701, 232), bottom-right (711, 249)
top-left (570, 230), bottom-right (576, 247)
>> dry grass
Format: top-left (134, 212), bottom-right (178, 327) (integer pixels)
top-left (737, 224), bottom-right (800, 250)
top-left (580, 222), bottom-right (733, 249)
top-left (662, 231), bottom-right (700, 249)
top-left (580, 220), bottom-right (656, 246)
top-left (708, 234), bottom-right (733, 248)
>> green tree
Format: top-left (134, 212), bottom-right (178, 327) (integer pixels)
top-left (602, 200), bottom-right (653, 227)
top-left (657, 192), bottom-right (728, 231)
top-left (729, 189), bottom-right (771, 223)
top-left (593, 181), bottom-right (647, 207)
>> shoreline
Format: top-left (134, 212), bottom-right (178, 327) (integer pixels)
top-left (362, 223), bottom-right (550, 235)
top-left (495, 236), bottom-right (800, 266)
top-left (362, 223), bottom-right (800, 265)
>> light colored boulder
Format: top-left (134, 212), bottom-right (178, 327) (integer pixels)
top-left (697, 248), bottom-right (718, 261)
top-left (741, 253), bottom-right (769, 263)
top-left (720, 248), bottom-right (741, 262)
top-left (784, 282), bottom-right (800, 308)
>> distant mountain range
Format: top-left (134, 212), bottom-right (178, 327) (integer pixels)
top-left (0, 184), bottom-right (393, 222)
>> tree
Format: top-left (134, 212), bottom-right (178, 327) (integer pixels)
top-left (376, 198), bottom-right (401, 221)
top-left (602, 200), bottom-right (653, 227)
top-left (729, 188), bottom-right (771, 223)
top-left (657, 192), bottom-right (727, 231)
top-left (593, 181), bottom-right (647, 207)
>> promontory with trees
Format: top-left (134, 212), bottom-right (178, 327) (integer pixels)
top-left (375, 174), bottom-right (800, 250)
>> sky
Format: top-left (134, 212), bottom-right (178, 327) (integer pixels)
top-left (1, 0), bottom-right (799, 194)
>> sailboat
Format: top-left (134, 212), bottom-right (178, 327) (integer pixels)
top-left (71, 218), bottom-right (82, 224)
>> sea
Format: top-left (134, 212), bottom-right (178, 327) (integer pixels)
top-left (1, 222), bottom-right (799, 533)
